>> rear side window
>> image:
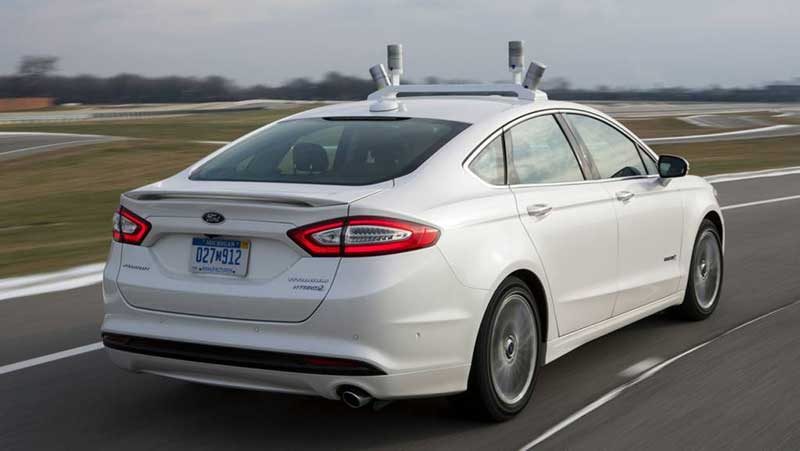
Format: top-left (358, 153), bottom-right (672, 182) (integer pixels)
top-left (508, 115), bottom-right (585, 184)
top-left (191, 117), bottom-right (469, 186)
top-left (566, 114), bottom-right (646, 179)
top-left (468, 136), bottom-right (505, 185)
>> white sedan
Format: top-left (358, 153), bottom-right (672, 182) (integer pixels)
top-left (102, 74), bottom-right (723, 421)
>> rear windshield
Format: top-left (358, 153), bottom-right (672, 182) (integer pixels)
top-left (190, 117), bottom-right (470, 186)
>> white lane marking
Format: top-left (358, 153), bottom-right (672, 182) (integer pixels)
top-left (643, 124), bottom-right (794, 145)
top-left (0, 138), bottom-right (113, 156)
top-left (0, 263), bottom-right (105, 301)
top-left (680, 114), bottom-right (716, 128)
top-left (520, 298), bottom-right (800, 450)
top-left (0, 342), bottom-right (103, 376)
top-left (0, 273), bottom-right (104, 302)
top-left (721, 194), bottom-right (800, 212)
top-left (0, 262), bottom-right (104, 290)
top-left (618, 357), bottom-right (663, 378)
top-left (707, 166), bottom-right (800, 184)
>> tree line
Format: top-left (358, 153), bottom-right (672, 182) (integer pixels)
top-left (2, 55), bottom-right (799, 104)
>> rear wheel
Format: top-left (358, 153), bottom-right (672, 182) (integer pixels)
top-left (460, 276), bottom-right (543, 421)
top-left (676, 219), bottom-right (723, 320)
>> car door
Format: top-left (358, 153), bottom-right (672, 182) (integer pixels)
top-left (508, 114), bottom-right (619, 335)
top-left (564, 113), bottom-right (684, 316)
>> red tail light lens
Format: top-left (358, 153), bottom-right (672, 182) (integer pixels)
top-left (288, 217), bottom-right (440, 257)
top-left (287, 219), bottom-right (345, 256)
top-left (112, 206), bottom-right (151, 245)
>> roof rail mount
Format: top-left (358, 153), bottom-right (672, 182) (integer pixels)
top-left (367, 84), bottom-right (548, 102)
top-left (366, 41), bottom-right (548, 105)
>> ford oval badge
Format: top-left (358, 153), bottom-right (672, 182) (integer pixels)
top-left (202, 212), bottom-right (225, 224)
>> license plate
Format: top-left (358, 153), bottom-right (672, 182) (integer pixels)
top-left (190, 238), bottom-right (250, 277)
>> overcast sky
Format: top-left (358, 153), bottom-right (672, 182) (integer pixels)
top-left (1, 0), bottom-right (798, 88)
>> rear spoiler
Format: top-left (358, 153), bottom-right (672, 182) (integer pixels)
top-left (123, 190), bottom-right (347, 208)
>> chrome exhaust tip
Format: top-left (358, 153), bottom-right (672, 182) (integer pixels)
top-left (340, 387), bottom-right (372, 409)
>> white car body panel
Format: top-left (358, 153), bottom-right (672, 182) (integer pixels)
top-left (605, 176), bottom-right (685, 315)
top-left (511, 182), bottom-right (619, 335)
top-left (102, 93), bottom-right (724, 399)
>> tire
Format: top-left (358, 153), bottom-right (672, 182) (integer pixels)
top-left (458, 276), bottom-right (543, 421)
top-left (675, 219), bottom-right (723, 321)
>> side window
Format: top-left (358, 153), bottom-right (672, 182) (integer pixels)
top-left (639, 147), bottom-right (658, 174)
top-left (566, 114), bottom-right (646, 179)
top-left (508, 115), bottom-right (584, 184)
top-left (468, 136), bottom-right (505, 185)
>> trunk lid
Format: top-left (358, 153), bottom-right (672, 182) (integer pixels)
top-left (115, 179), bottom-right (389, 322)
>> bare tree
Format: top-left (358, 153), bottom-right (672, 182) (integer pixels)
top-left (17, 55), bottom-right (59, 78)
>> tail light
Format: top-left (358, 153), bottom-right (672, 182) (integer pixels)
top-left (112, 206), bottom-right (151, 245)
top-left (288, 217), bottom-right (440, 257)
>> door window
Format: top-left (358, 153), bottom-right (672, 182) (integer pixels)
top-left (566, 114), bottom-right (646, 179)
top-left (508, 115), bottom-right (585, 184)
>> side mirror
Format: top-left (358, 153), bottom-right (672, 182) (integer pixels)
top-left (658, 155), bottom-right (689, 178)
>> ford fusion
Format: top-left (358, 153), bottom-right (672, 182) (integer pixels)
top-left (102, 44), bottom-right (724, 421)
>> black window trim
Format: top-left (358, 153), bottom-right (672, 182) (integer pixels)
top-left (500, 131), bottom-right (509, 185)
top-left (555, 113), bottom-right (598, 180)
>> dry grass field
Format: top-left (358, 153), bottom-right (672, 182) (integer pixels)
top-left (0, 140), bottom-right (218, 277)
top-left (0, 106), bottom-right (319, 141)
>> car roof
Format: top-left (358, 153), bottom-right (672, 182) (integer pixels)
top-left (289, 96), bottom-right (592, 125)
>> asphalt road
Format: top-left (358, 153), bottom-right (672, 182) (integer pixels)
top-left (0, 132), bottom-right (118, 161)
top-left (1, 172), bottom-right (800, 450)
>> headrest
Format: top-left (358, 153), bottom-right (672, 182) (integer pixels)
top-left (292, 142), bottom-right (329, 173)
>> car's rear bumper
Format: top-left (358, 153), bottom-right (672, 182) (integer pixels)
top-left (102, 243), bottom-right (489, 399)
top-left (106, 347), bottom-right (469, 399)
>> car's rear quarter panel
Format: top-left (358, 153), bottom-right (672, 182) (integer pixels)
top-left (348, 121), bottom-right (559, 343)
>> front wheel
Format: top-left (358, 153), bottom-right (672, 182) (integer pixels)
top-left (460, 276), bottom-right (543, 421)
top-left (676, 219), bottom-right (723, 320)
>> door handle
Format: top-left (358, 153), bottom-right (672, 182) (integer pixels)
top-left (616, 190), bottom-right (635, 202)
top-left (527, 204), bottom-right (552, 217)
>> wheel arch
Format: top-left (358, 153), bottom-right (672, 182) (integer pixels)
top-left (504, 269), bottom-right (551, 342)
top-left (703, 210), bottom-right (724, 250)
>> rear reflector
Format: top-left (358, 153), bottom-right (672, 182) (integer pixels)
top-left (112, 206), bottom-right (151, 245)
top-left (288, 216), bottom-right (440, 257)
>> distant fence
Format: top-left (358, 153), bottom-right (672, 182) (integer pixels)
top-left (0, 97), bottom-right (54, 112)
